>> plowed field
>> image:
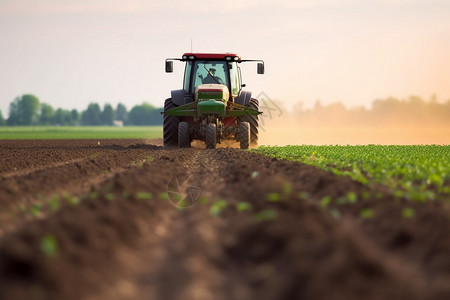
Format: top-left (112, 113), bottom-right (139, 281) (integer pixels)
top-left (0, 139), bottom-right (449, 300)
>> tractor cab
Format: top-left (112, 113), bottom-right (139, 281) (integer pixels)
top-left (163, 53), bottom-right (264, 149)
top-left (165, 53), bottom-right (264, 104)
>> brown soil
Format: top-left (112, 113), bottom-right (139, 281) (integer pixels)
top-left (0, 139), bottom-right (449, 300)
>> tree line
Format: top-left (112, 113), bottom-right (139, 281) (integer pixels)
top-left (2, 94), bottom-right (448, 127)
top-left (0, 94), bottom-right (163, 126)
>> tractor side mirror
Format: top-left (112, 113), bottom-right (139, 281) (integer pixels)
top-left (165, 61), bottom-right (173, 73)
top-left (257, 62), bottom-right (264, 74)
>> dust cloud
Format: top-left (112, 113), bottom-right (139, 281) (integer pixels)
top-left (257, 97), bottom-right (450, 146)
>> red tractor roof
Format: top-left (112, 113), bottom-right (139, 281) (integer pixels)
top-left (182, 53), bottom-right (240, 60)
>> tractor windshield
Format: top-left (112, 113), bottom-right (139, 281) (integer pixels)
top-left (192, 61), bottom-right (229, 90)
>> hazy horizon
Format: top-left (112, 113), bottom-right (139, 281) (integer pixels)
top-left (1, 0), bottom-right (450, 116)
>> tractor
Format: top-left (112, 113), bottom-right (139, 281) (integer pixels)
top-left (162, 53), bottom-right (264, 149)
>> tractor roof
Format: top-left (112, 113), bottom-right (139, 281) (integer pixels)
top-left (182, 53), bottom-right (240, 60)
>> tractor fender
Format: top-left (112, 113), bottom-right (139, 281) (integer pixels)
top-left (171, 89), bottom-right (194, 106)
top-left (235, 91), bottom-right (252, 106)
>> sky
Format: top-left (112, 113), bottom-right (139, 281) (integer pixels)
top-left (1, 0), bottom-right (450, 116)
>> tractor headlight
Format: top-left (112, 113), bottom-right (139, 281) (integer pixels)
top-left (189, 55), bottom-right (195, 59)
top-left (226, 56), bottom-right (232, 61)
top-left (233, 56), bottom-right (239, 61)
top-left (182, 55), bottom-right (187, 60)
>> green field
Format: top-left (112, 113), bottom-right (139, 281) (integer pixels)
top-left (255, 145), bottom-right (450, 201)
top-left (0, 126), bottom-right (163, 140)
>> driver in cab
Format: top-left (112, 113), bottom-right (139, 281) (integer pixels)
top-left (200, 68), bottom-right (224, 84)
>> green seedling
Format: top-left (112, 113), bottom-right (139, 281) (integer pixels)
top-left (199, 196), bottom-right (209, 204)
top-left (347, 192), bottom-right (358, 203)
top-left (402, 208), bottom-right (415, 218)
top-left (30, 203), bottom-right (43, 217)
top-left (170, 193), bottom-right (184, 205)
top-left (47, 195), bottom-right (60, 211)
top-left (266, 193), bottom-right (281, 202)
top-left (282, 183), bottom-right (292, 199)
top-left (136, 192), bottom-right (153, 200)
top-left (336, 197), bottom-right (347, 205)
top-left (320, 196), bottom-right (331, 208)
top-left (236, 202), bottom-right (252, 212)
top-left (210, 200), bottom-right (227, 216)
top-left (105, 193), bottom-right (115, 201)
top-left (159, 192), bottom-right (169, 200)
top-left (177, 198), bottom-right (191, 209)
top-left (254, 209), bottom-right (277, 222)
top-left (67, 196), bottom-right (80, 206)
top-left (251, 171), bottom-right (259, 178)
top-left (361, 191), bottom-right (370, 200)
top-left (40, 234), bottom-right (59, 258)
top-left (393, 190), bottom-right (404, 199)
top-left (360, 208), bottom-right (375, 219)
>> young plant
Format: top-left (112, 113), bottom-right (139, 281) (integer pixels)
top-left (254, 209), bottom-right (277, 222)
top-left (210, 200), bottom-right (227, 216)
top-left (40, 234), bottom-right (59, 258)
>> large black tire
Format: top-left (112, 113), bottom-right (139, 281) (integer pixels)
top-left (178, 122), bottom-right (190, 148)
top-left (205, 124), bottom-right (217, 149)
top-left (244, 98), bottom-right (259, 147)
top-left (163, 98), bottom-right (179, 148)
top-left (239, 122), bottom-right (250, 150)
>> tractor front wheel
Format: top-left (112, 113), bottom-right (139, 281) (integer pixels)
top-left (163, 98), bottom-right (179, 148)
top-left (178, 122), bottom-right (190, 148)
top-left (205, 124), bottom-right (217, 149)
top-left (244, 98), bottom-right (259, 147)
top-left (239, 122), bottom-right (250, 149)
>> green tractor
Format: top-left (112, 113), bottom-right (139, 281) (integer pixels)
top-left (163, 53), bottom-right (264, 149)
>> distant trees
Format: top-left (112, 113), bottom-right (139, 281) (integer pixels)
top-left (0, 110), bottom-right (5, 126)
top-left (53, 108), bottom-right (77, 125)
top-left (2, 95), bottom-right (164, 126)
top-left (81, 103), bottom-right (101, 125)
top-left (116, 103), bottom-right (127, 123)
top-left (36, 103), bottom-right (79, 126)
top-left (128, 103), bottom-right (162, 125)
top-left (71, 109), bottom-right (79, 124)
top-left (39, 103), bottom-right (54, 125)
top-left (7, 94), bottom-right (40, 125)
top-left (100, 104), bottom-right (115, 126)
top-left (3, 93), bottom-right (450, 128)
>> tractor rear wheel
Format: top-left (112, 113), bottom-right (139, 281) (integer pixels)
top-left (163, 98), bottom-right (180, 148)
top-left (243, 98), bottom-right (259, 147)
top-left (178, 122), bottom-right (190, 148)
top-left (239, 122), bottom-right (250, 149)
top-left (205, 124), bottom-right (217, 149)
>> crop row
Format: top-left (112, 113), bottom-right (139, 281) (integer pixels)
top-left (255, 145), bottom-right (450, 201)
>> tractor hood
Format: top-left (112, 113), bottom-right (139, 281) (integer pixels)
top-left (195, 84), bottom-right (229, 103)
